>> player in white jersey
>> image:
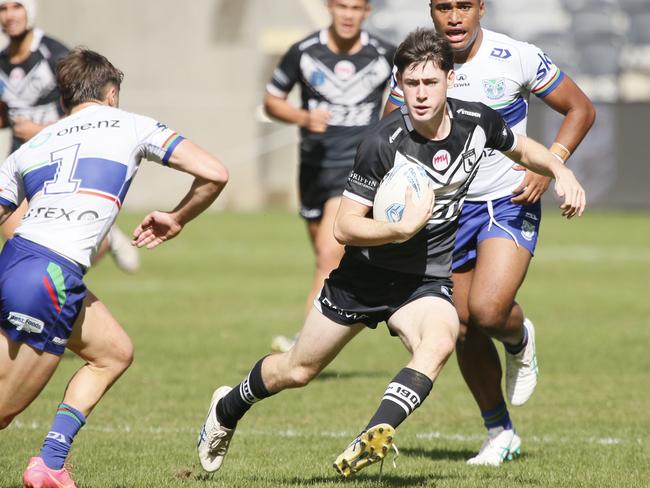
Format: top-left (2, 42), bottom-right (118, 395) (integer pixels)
top-left (0, 48), bottom-right (228, 487)
top-left (384, 0), bottom-right (595, 465)
top-left (0, 0), bottom-right (140, 274)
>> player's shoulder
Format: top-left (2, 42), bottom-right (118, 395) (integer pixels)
top-left (39, 34), bottom-right (70, 57)
top-left (361, 109), bottom-right (408, 151)
top-left (292, 30), bottom-right (323, 53)
top-left (481, 28), bottom-right (541, 60)
top-left (448, 98), bottom-right (497, 124)
top-left (364, 31), bottom-right (395, 57)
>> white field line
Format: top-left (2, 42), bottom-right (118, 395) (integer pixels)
top-left (7, 420), bottom-right (644, 446)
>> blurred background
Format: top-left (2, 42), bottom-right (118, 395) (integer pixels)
top-left (2, 0), bottom-right (649, 210)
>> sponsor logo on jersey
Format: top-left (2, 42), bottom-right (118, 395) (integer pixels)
top-left (310, 70), bottom-right (326, 87)
top-left (453, 72), bottom-right (470, 88)
top-left (525, 212), bottom-right (539, 221)
top-left (462, 148), bottom-right (477, 171)
top-left (56, 120), bottom-right (120, 137)
top-left (389, 127), bottom-right (403, 144)
top-left (7, 312), bottom-right (44, 334)
top-left (490, 48), bottom-right (511, 59)
top-left (349, 171), bottom-right (377, 190)
top-left (432, 150), bottom-right (451, 171)
top-left (25, 206), bottom-right (100, 222)
top-left (521, 219), bottom-right (536, 241)
top-left (482, 78), bottom-right (506, 100)
top-left (456, 108), bottom-right (481, 118)
top-left (536, 52), bottom-right (554, 81)
top-left (334, 60), bottom-right (357, 81)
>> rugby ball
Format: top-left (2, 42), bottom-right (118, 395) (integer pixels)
top-left (373, 161), bottom-right (431, 223)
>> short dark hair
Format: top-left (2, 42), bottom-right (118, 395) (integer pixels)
top-left (56, 47), bottom-right (124, 111)
top-left (394, 28), bottom-right (454, 75)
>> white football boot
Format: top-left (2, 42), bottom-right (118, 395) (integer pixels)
top-left (197, 386), bottom-right (236, 472)
top-left (108, 226), bottom-right (140, 273)
top-left (505, 318), bottom-right (538, 406)
top-left (467, 427), bottom-right (521, 466)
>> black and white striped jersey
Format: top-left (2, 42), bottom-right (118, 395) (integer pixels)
top-left (0, 29), bottom-right (69, 152)
top-left (267, 29), bottom-right (395, 168)
top-left (342, 98), bottom-right (517, 278)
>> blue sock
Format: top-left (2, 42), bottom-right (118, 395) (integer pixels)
top-left (481, 401), bottom-right (513, 431)
top-left (504, 325), bottom-right (528, 355)
top-left (40, 403), bottom-right (86, 470)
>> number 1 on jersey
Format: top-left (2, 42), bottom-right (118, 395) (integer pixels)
top-left (44, 144), bottom-right (81, 194)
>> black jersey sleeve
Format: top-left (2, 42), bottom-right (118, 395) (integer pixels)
top-left (343, 132), bottom-right (395, 206)
top-left (267, 42), bottom-right (302, 97)
top-left (480, 103), bottom-right (517, 152)
top-left (41, 35), bottom-right (70, 71)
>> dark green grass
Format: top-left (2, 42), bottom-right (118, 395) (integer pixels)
top-left (1, 211), bottom-right (648, 487)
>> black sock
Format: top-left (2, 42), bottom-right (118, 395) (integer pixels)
top-left (216, 356), bottom-right (273, 429)
top-left (365, 367), bottom-right (433, 430)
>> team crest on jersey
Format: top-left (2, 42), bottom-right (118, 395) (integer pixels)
top-left (482, 78), bottom-right (506, 100)
top-left (462, 148), bottom-right (477, 172)
top-left (432, 150), bottom-right (451, 172)
top-left (521, 219), bottom-right (536, 241)
top-left (310, 70), bottom-right (326, 87)
top-left (334, 60), bottom-right (356, 81)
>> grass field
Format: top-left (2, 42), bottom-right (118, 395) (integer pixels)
top-left (2, 210), bottom-right (649, 487)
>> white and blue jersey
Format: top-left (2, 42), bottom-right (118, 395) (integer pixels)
top-left (0, 104), bottom-right (184, 355)
top-left (0, 104), bottom-right (184, 268)
top-left (389, 28), bottom-right (563, 201)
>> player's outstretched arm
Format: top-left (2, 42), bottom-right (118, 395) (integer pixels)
top-left (505, 135), bottom-right (585, 219)
top-left (334, 186), bottom-right (434, 246)
top-left (132, 140), bottom-right (229, 249)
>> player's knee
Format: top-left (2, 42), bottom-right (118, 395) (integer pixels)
top-left (108, 338), bottom-right (134, 375)
top-left (470, 306), bottom-right (509, 334)
top-left (287, 364), bottom-right (318, 388)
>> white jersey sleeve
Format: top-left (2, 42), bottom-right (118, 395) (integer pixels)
top-left (518, 41), bottom-right (564, 99)
top-left (133, 114), bottom-right (186, 166)
top-left (0, 154), bottom-right (25, 210)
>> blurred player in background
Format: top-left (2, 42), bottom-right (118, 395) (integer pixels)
top-left (384, 0), bottom-right (595, 465)
top-left (0, 48), bottom-right (229, 487)
top-left (198, 29), bottom-right (586, 479)
top-left (264, 0), bottom-right (395, 352)
top-left (0, 0), bottom-right (140, 273)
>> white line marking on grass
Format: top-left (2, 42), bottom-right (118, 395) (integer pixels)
top-left (8, 420), bottom-right (644, 446)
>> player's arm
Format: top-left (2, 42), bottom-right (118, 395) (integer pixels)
top-left (382, 70), bottom-right (403, 118)
top-left (132, 140), bottom-right (229, 249)
top-left (504, 134), bottom-right (585, 218)
top-left (333, 186), bottom-right (434, 246)
top-left (263, 92), bottom-right (329, 133)
top-left (12, 118), bottom-right (51, 142)
top-left (512, 63), bottom-right (596, 204)
top-left (0, 205), bottom-right (14, 225)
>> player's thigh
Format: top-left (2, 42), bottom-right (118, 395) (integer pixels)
top-left (388, 296), bottom-right (459, 354)
top-left (288, 307), bottom-right (364, 372)
top-left (470, 237), bottom-right (532, 318)
top-left (0, 330), bottom-right (61, 422)
top-left (66, 290), bottom-right (133, 369)
top-left (315, 197), bottom-right (344, 253)
top-left (452, 264), bottom-right (474, 326)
